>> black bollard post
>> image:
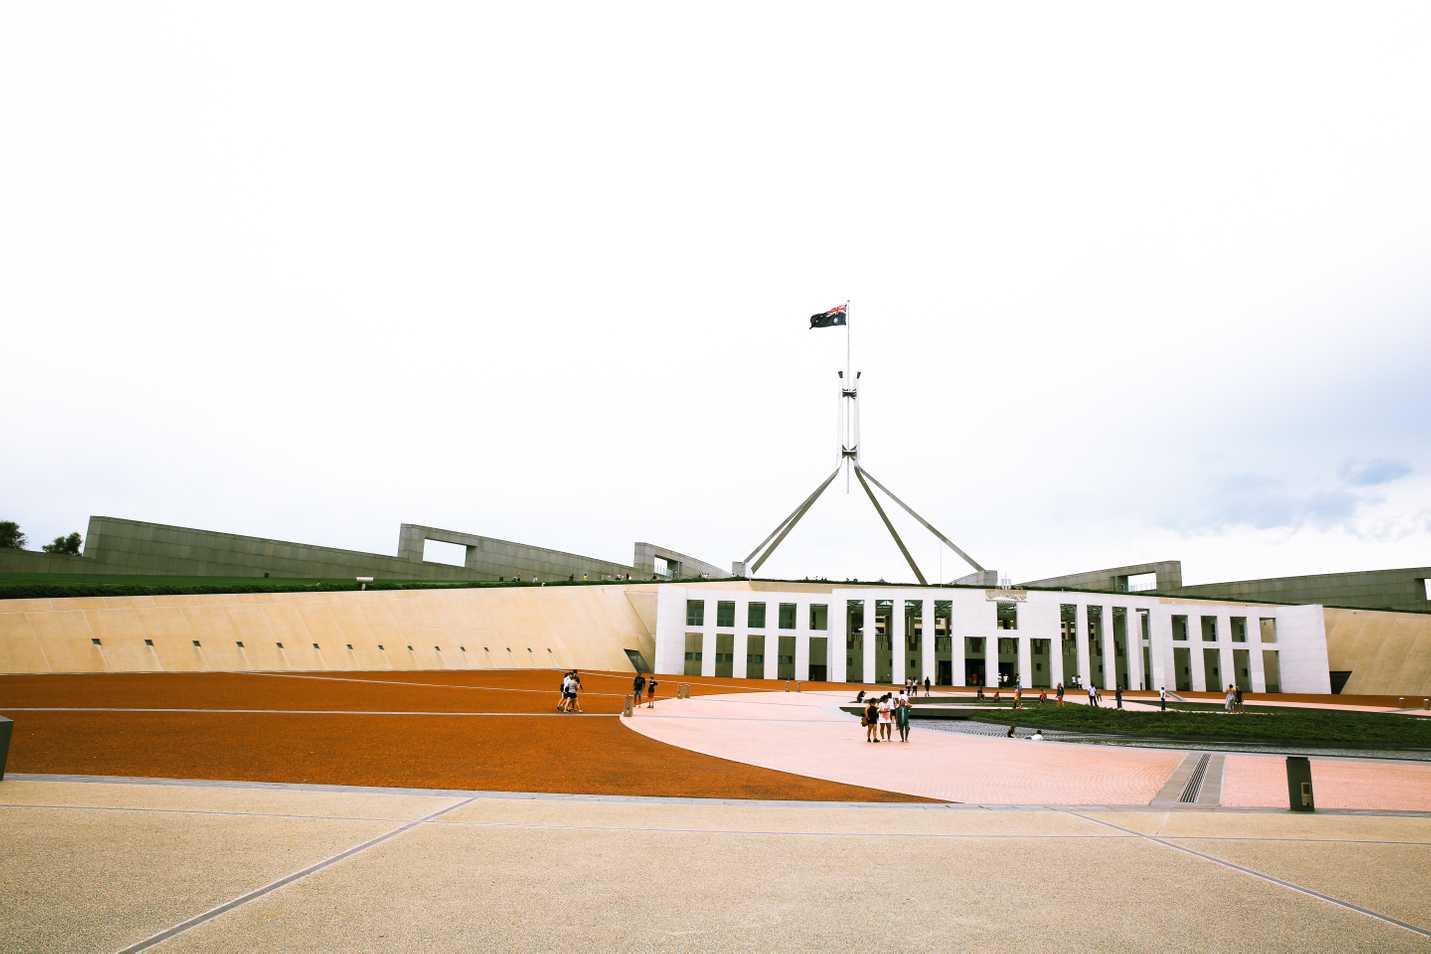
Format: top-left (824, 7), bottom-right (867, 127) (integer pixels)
top-left (1286, 756), bottom-right (1315, 812)
top-left (0, 716), bottom-right (12, 781)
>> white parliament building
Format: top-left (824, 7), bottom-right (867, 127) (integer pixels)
top-left (653, 584), bottom-right (1332, 694)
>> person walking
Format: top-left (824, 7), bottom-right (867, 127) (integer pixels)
top-left (556, 671), bottom-right (571, 712)
top-left (1233, 684), bottom-right (1244, 713)
top-left (896, 693), bottom-right (912, 742)
top-left (1115, 685), bottom-right (1123, 710)
top-left (1056, 682), bottom-right (1065, 707)
top-left (1012, 685), bottom-right (1023, 710)
top-left (923, 676), bottom-right (931, 697)
top-left (633, 672), bottom-right (646, 709)
top-left (567, 672), bottom-right (583, 713)
top-left (646, 677), bottom-right (658, 708)
top-left (1159, 685), bottom-right (1168, 712)
top-left (1086, 684), bottom-right (1097, 708)
top-left (1225, 685), bottom-right (1235, 713)
top-left (864, 697), bottom-right (880, 743)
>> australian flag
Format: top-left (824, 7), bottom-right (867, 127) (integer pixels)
top-left (809, 304), bottom-right (847, 329)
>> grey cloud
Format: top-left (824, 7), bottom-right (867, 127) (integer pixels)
top-left (1167, 474), bottom-right (1369, 534)
top-left (1339, 458), bottom-right (1412, 487)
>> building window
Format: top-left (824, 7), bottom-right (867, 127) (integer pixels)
top-left (716, 601), bottom-right (735, 627)
top-left (748, 602), bottom-right (767, 628)
top-left (779, 603), bottom-right (797, 629)
top-left (1423, 579), bottom-right (1431, 600)
top-left (1171, 615), bottom-right (1188, 641)
top-left (1200, 617), bottom-right (1217, 642)
top-left (809, 603), bottom-right (828, 630)
top-left (996, 602), bottom-right (1017, 631)
top-left (685, 600), bottom-right (705, 626)
top-left (1230, 618), bottom-right (1247, 643)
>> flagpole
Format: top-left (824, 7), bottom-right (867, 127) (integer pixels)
top-left (845, 299), bottom-right (852, 493)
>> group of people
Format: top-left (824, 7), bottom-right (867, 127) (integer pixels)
top-left (1224, 683), bottom-right (1245, 713)
top-left (631, 672), bottom-right (658, 709)
top-left (858, 688), bottom-right (914, 743)
top-left (555, 670), bottom-right (583, 712)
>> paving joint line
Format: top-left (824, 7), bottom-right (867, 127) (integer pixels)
top-left (1062, 809), bottom-right (1431, 939)
top-left (1, 706), bottom-right (615, 717)
top-left (114, 795), bottom-right (478, 953)
top-left (0, 802), bottom-right (420, 823)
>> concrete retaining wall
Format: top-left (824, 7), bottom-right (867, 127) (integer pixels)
top-left (0, 584), bottom-right (661, 675)
top-left (1178, 567), bottom-right (1431, 614)
top-left (1325, 606), bottom-right (1431, 696)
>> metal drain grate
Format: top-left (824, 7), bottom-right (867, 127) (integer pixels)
top-left (1180, 753), bottom-right (1211, 803)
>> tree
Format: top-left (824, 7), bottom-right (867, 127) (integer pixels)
top-left (42, 532), bottom-right (83, 555)
top-left (0, 521), bottom-right (25, 550)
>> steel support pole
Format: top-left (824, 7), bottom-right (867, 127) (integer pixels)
top-left (854, 467), bottom-right (927, 584)
top-left (855, 466), bottom-right (984, 573)
top-left (749, 467), bottom-right (841, 574)
top-left (742, 466), bottom-right (841, 569)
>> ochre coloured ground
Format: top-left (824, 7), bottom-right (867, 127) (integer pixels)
top-left (0, 670), bottom-right (927, 802)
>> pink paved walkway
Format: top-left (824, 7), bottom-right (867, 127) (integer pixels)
top-left (624, 691), bottom-right (1182, 805)
top-left (1221, 754), bottom-right (1431, 811)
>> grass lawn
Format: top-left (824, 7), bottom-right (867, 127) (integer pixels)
top-left (965, 703), bottom-right (1431, 750)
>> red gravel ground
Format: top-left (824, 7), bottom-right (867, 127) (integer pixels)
top-left (0, 670), bottom-right (927, 802)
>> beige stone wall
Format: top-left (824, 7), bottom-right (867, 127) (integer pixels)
top-left (1324, 607), bottom-right (1431, 697)
top-left (0, 584), bottom-right (661, 675)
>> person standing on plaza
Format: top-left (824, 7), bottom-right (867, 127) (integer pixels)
top-left (633, 672), bottom-right (646, 708)
top-left (878, 693), bottom-right (893, 741)
top-left (1159, 685), bottom-right (1168, 712)
top-left (1087, 683), bottom-right (1097, 708)
top-left (923, 676), bottom-right (931, 697)
top-left (1056, 682), bottom-right (1065, 707)
top-left (567, 671), bottom-right (584, 713)
top-left (864, 697), bottom-right (880, 743)
top-left (896, 693), bottom-right (912, 742)
top-left (556, 671), bottom-right (572, 712)
top-left (1234, 684), bottom-right (1244, 713)
top-left (1225, 684), bottom-right (1235, 713)
top-left (646, 676), bottom-right (658, 708)
top-left (1012, 685), bottom-right (1023, 710)
top-left (1115, 685), bottom-right (1123, 709)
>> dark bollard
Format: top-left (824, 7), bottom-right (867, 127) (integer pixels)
top-left (1286, 756), bottom-right (1315, 812)
top-left (0, 716), bottom-right (11, 781)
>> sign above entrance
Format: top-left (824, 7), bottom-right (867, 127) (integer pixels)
top-left (985, 588), bottom-right (1028, 602)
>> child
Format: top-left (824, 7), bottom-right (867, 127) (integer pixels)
top-left (646, 677), bottom-right (658, 708)
top-left (864, 698), bottom-right (879, 743)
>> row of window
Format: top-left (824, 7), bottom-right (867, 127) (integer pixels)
top-left (687, 600), bottom-right (829, 629)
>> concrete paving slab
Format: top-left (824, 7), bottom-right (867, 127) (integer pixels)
top-left (162, 810), bottom-right (1428, 953)
top-left (437, 796), bottom-right (1119, 838)
top-left (1167, 837), bottom-right (1431, 932)
top-left (0, 778), bottom-right (461, 821)
top-left (1086, 809), bottom-right (1431, 843)
top-left (0, 806), bottom-right (395, 953)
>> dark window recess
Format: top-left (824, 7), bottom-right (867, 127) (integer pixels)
top-left (91, 638), bottom-right (102, 646)
top-left (1329, 671), bottom-right (1353, 694)
top-left (312, 643), bottom-right (320, 650)
top-left (460, 646), bottom-right (466, 652)
top-left (236, 641), bottom-right (244, 648)
top-left (435, 646), bottom-right (441, 652)
top-left (276, 642), bottom-right (284, 649)
top-left (377, 644), bottom-right (385, 651)
top-left (407, 645), bottom-right (414, 651)
top-left (144, 639), bottom-right (154, 647)
top-left (346, 644), bottom-right (353, 650)
top-left (192, 640), bottom-right (201, 648)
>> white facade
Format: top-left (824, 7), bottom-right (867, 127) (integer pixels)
top-left (653, 585), bottom-right (1332, 694)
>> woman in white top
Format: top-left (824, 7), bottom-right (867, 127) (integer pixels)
top-left (877, 695), bottom-right (893, 741)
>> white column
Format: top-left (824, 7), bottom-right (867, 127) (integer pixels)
top-left (1218, 615), bottom-right (1235, 692)
top-left (862, 598), bottom-right (876, 685)
top-left (985, 637), bottom-right (999, 688)
top-left (1190, 614), bottom-right (1207, 692)
top-left (1101, 605), bottom-right (1118, 691)
top-left (951, 628), bottom-right (966, 687)
top-left (1248, 614), bottom-right (1267, 692)
top-left (1017, 635), bottom-right (1033, 689)
top-left (700, 601), bottom-right (716, 677)
top-left (763, 629), bottom-right (778, 680)
top-left (794, 598), bottom-right (810, 681)
top-left (733, 597), bottom-right (749, 681)
top-left (921, 597), bottom-right (936, 683)
top-left (1050, 635), bottom-right (1065, 688)
top-left (1126, 607), bottom-right (1143, 691)
top-left (828, 597), bottom-right (847, 683)
top-left (1075, 604), bottom-right (1092, 689)
top-left (891, 598), bottom-right (906, 685)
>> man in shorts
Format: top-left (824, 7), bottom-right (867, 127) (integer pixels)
top-left (646, 677), bottom-right (658, 708)
top-left (556, 672), bottom-right (572, 712)
top-left (633, 672), bottom-right (646, 710)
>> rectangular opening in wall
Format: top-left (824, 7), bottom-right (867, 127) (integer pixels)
top-left (1172, 615), bottom-right (1188, 641)
top-left (685, 600), bottom-right (704, 626)
top-left (652, 555), bottom-right (673, 578)
top-left (779, 603), bottom-right (798, 630)
top-left (748, 602), bottom-right (767, 629)
top-left (778, 635), bottom-right (797, 680)
top-left (623, 649), bottom-right (650, 672)
top-left (1173, 646), bottom-right (1192, 692)
top-left (716, 601), bottom-right (735, 627)
top-left (745, 635), bottom-right (764, 678)
top-left (996, 602), bottom-right (1017, 630)
top-left (714, 634), bottom-right (734, 678)
top-left (1262, 650), bottom-right (1281, 692)
top-left (1231, 617), bottom-right (1247, 643)
top-left (422, 539), bottom-right (466, 567)
top-left (1126, 572), bottom-right (1158, 592)
top-left (808, 636), bottom-right (828, 681)
top-left (1200, 617), bottom-right (1218, 642)
top-left (1423, 578), bottom-right (1430, 600)
top-left (683, 633), bottom-right (703, 676)
top-left (809, 603), bottom-right (828, 631)
top-left (1259, 618), bottom-right (1277, 643)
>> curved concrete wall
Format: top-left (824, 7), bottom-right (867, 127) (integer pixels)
top-left (0, 584), bottom-right (659, 675)
top-left (1324, 606), bottom-right (1431, 696)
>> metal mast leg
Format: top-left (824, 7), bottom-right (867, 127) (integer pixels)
top-left (856, 466), bottom-right (984, 573)
top-left (854, 467), bottom-right (927, 584)
top-left (742, 467), bottom-right (840, 574)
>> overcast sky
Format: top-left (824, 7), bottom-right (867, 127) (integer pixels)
top-left (3, 2), bottom-right (1429, 585)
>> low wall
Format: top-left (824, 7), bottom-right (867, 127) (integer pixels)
top-left (0, 584), bottom-right (660, 675)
